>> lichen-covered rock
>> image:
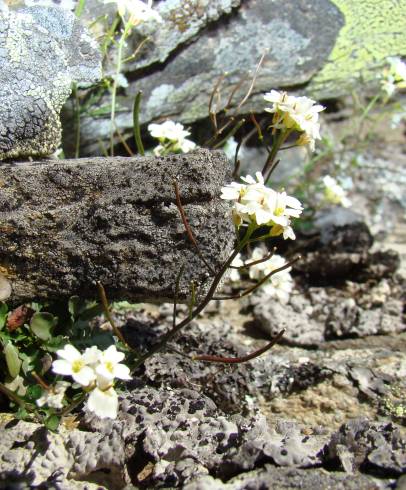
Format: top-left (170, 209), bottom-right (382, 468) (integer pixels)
top-left (0, 418), bottom-right (127, 489)
top-left (0, 6), bottom-right (101, 161)
top-left (77, 0), bottom-right (344, 154)
top-left (76, 0), bottom-right (406, 155)
top-left (183, 465), bottom-right (387, 490)
top-left (327, 418), bottom-right (406, 476)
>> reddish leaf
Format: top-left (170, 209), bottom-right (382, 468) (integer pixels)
top-left (6, 305), bottom-right (34, 332)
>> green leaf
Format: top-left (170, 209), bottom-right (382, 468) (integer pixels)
top-left (45, 414), bottom-right (60, 432)
top-left (4, 342), bottom-right (22, 378)
top-left (68, 296), bottom-right (81, 319)
top-left (0, 302), bottom-right (8, 330)
top-left (26, 384), bottom-right (43, 401)
top-left (15, 407), bottom-right (29, 420)
top-left (79, 303), bottom-right (103, 321)
top-left (30, 312), bottom-right (57, 341)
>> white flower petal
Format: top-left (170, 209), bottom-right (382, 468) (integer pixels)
top-left (87, 387), bottom-right (118, 419)
top-left (56, 344), bottom-right (81, 362)
top-left (72, 366), bottom-right (96, 387)
top-left (114, 364), bottom-right (132, 380)
top-left (52, 359), bottom-right (74, 376)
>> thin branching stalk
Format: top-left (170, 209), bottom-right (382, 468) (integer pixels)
top-left (213, 119), bottom-right (246, 149)
top-left (262, 129), bottom-right (290, 181)
top-left (114, 121), bottom-right (134, 156)
top-left (0, 382), bottom-right (28, 410)
top-left (96, 282), bottom-right (129, 348)
top-left (130, 223), bottom-right (257, 373)
top-left (213, 255), bottom-right (300, 300)
top-left (72, 83), bottom-right (81, 159)
top-left (173, 266), bottom-right (185, 329)
top-left (110, 20), bottom-right (132, 156)
top-left (229, 247), bottom-right (277, 269)
top-left (236, 52), bottom-right (266, 111)
top-left (192, 329), bottom-right (285, 363)
top-left (173, 181), bottom-right (216, 275)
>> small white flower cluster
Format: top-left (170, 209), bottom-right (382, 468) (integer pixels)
top-left (230, 249), bottom-right (293, 303)
top-left (322, 175), bottom-right (351, 208)
top-left (381, 57), bottom-right (406, 97)
top-left (221, 172), bottom-right (303, 240)
top-left (50, 344), bottom-right (131, 419)
top-left (102, 0), bottom-right (162, 25)
top-left (148, 120), bottom-right (196, 156)
top-left (264, 90), bottom-right (325, 151)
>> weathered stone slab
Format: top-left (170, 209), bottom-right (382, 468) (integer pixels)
top-left (0, 149), bottom-right (234, 304)
top-left (0, 5), bottom-right (101, 161)
top-left (75, 0), bottom-right (406, 156)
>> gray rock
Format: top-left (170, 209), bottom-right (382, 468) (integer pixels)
top-left (0, 6), bottom-right (101, 161)
top-left (184, 465), bottom-right (388, 490)
top-left (0, 150), bottom-right (234, 304)
top-left (328, 418), bottom-right (406, 476)
top-left (77, 0), bottom-right (344, 154)
top-left (0, 419), bottom-right (126, 488)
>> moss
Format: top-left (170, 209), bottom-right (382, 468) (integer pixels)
top-left (308, 0), bottom-right (406, 97)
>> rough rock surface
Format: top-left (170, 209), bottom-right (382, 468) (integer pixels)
top-left (0, 5), bottom-right (101, 161)
top-left (251, 208), bottom-right (405, 345)
top-left (0, 149), bottom-right (234, 304)
top-left (1, 314), bottom-right (404, 488)
top-left (74, 0), bottom-right (406, 155)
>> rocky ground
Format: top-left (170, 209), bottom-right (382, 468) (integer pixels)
top-left (0, 112), bottom-right (405, 489)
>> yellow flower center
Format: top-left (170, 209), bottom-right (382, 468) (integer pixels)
top-left (105, 361), bottom-right (114, 374)
top-left (72, 360), bottom-right (84, 373)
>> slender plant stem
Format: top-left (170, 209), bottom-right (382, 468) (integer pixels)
top-left (262, 129), bottom-right (290, 182)
top-left (96, 282), bottom-right (129, 348)
top-left (192, 329), bottom-right (285, 363)
top-left (0, 382), bottom-right (28, 410)
top-left (110, 19), bottom-right (131, 156)
top-left (130, 224), bottom-right (256, 373)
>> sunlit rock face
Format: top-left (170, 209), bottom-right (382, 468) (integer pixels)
top-left (0, 5), bottom-right (101, 161)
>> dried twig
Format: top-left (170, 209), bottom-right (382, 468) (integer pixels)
top-left (96, 281), bottom-right (129, 347)
top-left (214, 255), bottom-right (300, 300)
top-left (192, 329), bottom-right (285, 363)
top-left (173, 180), bottom-right (216, 275)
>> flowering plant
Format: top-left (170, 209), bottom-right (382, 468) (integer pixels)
top-left (148, 120), bottom-right (196, 156)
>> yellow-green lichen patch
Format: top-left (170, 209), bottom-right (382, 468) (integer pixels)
top-left (308, 0), bottom-right (406, 98)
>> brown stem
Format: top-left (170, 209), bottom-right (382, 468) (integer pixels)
top-left (192, 329), bottom-right (285, 363)
top-left (229, 247), bottom-right (277, 269)
top-left (31, 371), bottom-right (50, 391)
top-left (130, 224), bottom-right (256, 373)
top-left (96, 282), bottom-right (129, 348)
top-left (214, 255), bottom-right (300, 300)
top-left (173, 181), bottom-right (216, 275)
top-left (236, 52), bottom-right (266, 111)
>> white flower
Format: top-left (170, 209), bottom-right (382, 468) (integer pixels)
top-left (95, 345), bottom-right (132, 381)
top-left (221, 172), bottom-right (303, 239)
top-left (149, 120), bottom-right (196, 155)
top-left (322, 175), bottom-right (351, 207)
top-left (263, 90), bottom-right (325, 152)
top-left (148, 120), bottom-right (190, 142)
top-left (248, 248), bottom-right (293, 303)
top-left (87, 384), bottom-right (119, 419)
top-left (36, 381), bottom-right (70, 410)
top-left (52, 345), bottom-right (97, 387)
top-left (102, 0), bottom-right (162, 24)
top-left (381, 57), bottom-right (406, 96)
top-left (178, 138), bottom-right (196, 153)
